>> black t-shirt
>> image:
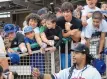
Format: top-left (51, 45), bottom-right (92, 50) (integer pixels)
top-left (11, 32), bottom-right (25, 48)
top-left (44, 25), bottom-right (62, 48)
top-left (56, 16), bottom-right (83, 31)
top-left (56, 16), bottom-right (83, 53)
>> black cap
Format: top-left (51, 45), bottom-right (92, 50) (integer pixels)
top-left (70, 43), bottom-right (89, 54)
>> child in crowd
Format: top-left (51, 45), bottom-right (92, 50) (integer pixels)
top-left (39, 14), bottom-right (47, 34)
top-left (73, 4), bottom-right (83, 19)
top-left (41, 12), bottom-right (62, 52)
top-left (101, 2), bottom-right (107, 21)
top-left (24, 26), bottom-right (39, 55)
top-left (55, 7), bottom-right (63, 18)
top-left (25, 13), bottom-right (47, 49)
top-left (24, 26), bottom-right (45, 74)
top-left (81, 11), bottom-right (107, 58)
top-left (81, 0), bottom-right (100, 26)
top-left (101, 2), bottom-right (107, 11)
top-left (57, 2), bottom-right (83, 69)
top-left (41, 13), bottom-right (62, 72)
top-left (4, 24), bottom-right (27, 53)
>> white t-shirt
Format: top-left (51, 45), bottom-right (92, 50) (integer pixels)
top-left (54, 65), bottom-right (101, 79)
top-left (34, 27), bottom-right (40, 34)
top-left (81, 18), bottom-right (107, 38)
top-left (82, 5), bottom-right (101, 16)
top-left (0, 36), bottom-right (6, 57)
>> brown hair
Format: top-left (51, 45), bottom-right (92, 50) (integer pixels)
top-left (61, 2), bottom-right (74, 12)
top-left (25, 13), bottom-right (41, 26)
top-left (92, 11), bottom-right (103, 20)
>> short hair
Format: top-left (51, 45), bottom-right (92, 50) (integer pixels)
top-left (40, 14), bottom-right (48, 20)
top-left (92, 11), bottom-right (103, 20)
top-left (25, 13), bottom-right (41, 26)
top-left (55, 7), bottom-right (61, 13)
top-left (45, 12), bottom-right (57, 23)
top-left (61, 2), bottom-right (74, 12)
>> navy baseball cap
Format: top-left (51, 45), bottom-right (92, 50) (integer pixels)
top-left (4, 24), bottom-right (16, 34)
top-left (70, 43), bottom-right (89, 54)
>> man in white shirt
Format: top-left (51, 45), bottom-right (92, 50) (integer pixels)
top-left (81, 11), bottom-right (107, 58)
top-left (81, 0), bottom-right (100, 26)
top-left (32, 43), bottom-right (101, 79)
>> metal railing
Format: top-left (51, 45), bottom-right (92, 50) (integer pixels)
top-left (8, 37), bottom-right (107, 79)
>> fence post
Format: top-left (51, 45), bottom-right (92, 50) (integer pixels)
top-left (71, 41), bottom-right (73, 66)
top-left (59, 46), bottom-right (61, 70)
top-left (51, 52), bottom-right (55, 73)
top-left (65, 41), bottom-right (68, 68)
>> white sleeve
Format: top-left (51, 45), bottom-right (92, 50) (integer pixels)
top-left (82, 10), bottom-right (87, 16)
top-left (34, 27), bottom-right (40, 34)
top-left (54, 68), bottom-right (70, 79)
top-left (82, 6), bottom-right (88, 16)
top-left (92, 69), bottom-right (102, 79)
top-left (81, 25), bottom-right (93, 38)
top-left (101, 20), bottom-right (107, 32)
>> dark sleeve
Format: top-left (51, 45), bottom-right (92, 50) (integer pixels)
top-left (56, 16), bottom-right (65, 30)
top-left (16, 33), bottom-right (25, 45)
top-left (55, 27), bottom-right (63, 48)
top-left (78, 20), bottom-right (83, 31)
top-left (76, 18), bottom-right (83, 31)
top-left (47, 35), bottom-right (55, 40)
top-left (71, 17), bottom-right (83, 31)
top-left (44, 29), bottom-right (55, 40)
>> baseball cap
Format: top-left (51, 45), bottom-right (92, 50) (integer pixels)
top-left (4, 24), bottom-right (16, 34)
top-left (70, 43), bottom-right (89, 54)
top-left (37, 8), bottom-right (48, 16)
top-left (24, 26), bottom-right (33, 34)
top-left (8, 53), bottom-right (20, 65)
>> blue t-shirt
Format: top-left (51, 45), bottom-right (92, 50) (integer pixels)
top-left (24, 37), bottom-right (36, 44)
top-left (24, 37), bottom-right (39, 50)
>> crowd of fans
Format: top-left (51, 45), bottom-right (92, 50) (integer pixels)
top-left (0, 0), bottom-right (107, 79)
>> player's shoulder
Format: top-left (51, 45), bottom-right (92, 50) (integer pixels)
top-left (86, 65), bottom-right (99, 73)
top-left (101, 19), bottom-right (107, 24)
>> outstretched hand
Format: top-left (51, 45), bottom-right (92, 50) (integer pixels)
top-left (32, 68), bottom-right (40, 79)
